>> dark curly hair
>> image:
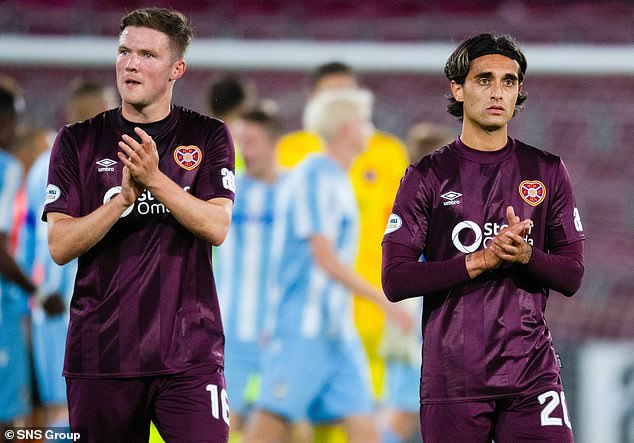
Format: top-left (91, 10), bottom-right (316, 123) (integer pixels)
top-left (445, 33), bottom-right (527, 120)
top-left (120, 8), bottom-right (193, 60)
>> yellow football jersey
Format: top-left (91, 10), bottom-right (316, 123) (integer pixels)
top-left (277, 129), bottom-right (409, 396)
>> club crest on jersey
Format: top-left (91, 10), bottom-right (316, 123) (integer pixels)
top-left (519, 180), bottom-right (546, 206)
top-left (173, 145), bottom-right (202, 170)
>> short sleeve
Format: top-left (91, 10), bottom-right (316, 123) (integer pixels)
top-left (42, 127), bottom-right (81, 220)
top-left (198, 123), bottom-right (236, 202)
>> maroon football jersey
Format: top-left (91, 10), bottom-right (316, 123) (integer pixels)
top-left (44, 106), bottom-right (235, 377)
top-left (383, 137), bottom-right (584, 403)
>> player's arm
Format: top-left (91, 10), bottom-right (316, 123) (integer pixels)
top-left (382, 242), bottom-right (470, 301)
top-left (118, 127), bottom-right (232, 246)
top-left (47, 164), bottom-right (141, 265)
top-left (0, 232), bottom-right (36, 294)
top-left (311, 234), bottom-right (411, 331)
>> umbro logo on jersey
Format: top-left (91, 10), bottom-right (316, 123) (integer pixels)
top-left (96, 158), bottom-right (117, 172)
top-left (441, 191), bottom-right (462, 206)
top-left (519, 180), bottom-right (546, 206)
top-left (174, 145), bottom-right (202, 170)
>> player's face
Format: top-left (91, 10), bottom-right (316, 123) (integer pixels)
top-left (313, 73), bottom-right (358, 96)
top-left (116, 26), bottom-right (185, 117)
top-left (234, 120), bottom-right (276, 180)
top-left (344, 108), bottom-right (374, 155)
top-left (451, 54), bottom-right (522, 132)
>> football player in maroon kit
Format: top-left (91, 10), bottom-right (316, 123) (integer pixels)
top-left (44, 8), bottom-right (235, 443)
top-left (382, 33), bottom-right (585, 443)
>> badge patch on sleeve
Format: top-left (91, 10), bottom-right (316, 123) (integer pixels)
top-left (174, 145), bottom-right (202, 170)
top-left (45, 184), bottom-right (60, 205)
top-left (384, 213), bottom-right (402, 235)
top-left (519, 180), bottom-right (546, 206)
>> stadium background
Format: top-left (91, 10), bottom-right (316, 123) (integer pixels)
top-left (1, 1), bottom-right (633, 442)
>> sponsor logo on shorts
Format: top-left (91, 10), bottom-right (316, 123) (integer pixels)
top-left (96, 158), bottom-right (117, 172)
top-left (519, 180), bottom-right (546, 206)
top-left (384, 213), bottom-right (402, 235)
top-left (174, 145), bottom-right (202, 170)
top-left (441, 191), bottom-right (462, 206)
top-left (45, 184), bottom-right (61, 205)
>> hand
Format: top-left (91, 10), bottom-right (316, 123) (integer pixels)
top-left (119, 164), bottom-right (143, 206)
top-left (41, 293), bottom-right (66, 317)
top-left (489, 205), bottom-right (533, 264)
top-left (383, 301), bottom-right (414, 334)
top-left (117, 127), bottom-right (162, 189)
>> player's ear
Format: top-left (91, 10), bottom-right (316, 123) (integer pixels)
top-left (450, 80), bottom-right (464, 102)
top-left (169, 59), bottom-right (186, 82)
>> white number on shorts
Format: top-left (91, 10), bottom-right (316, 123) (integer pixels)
top-left (538, 390), bottom-right (572, 429)
top-left (206, 384), bottom-right (230, 426)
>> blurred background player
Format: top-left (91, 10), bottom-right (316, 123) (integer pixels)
top-left (378, 122), bottom-right (454, 443)
top-left (214, 103), bottom-right (285, 442)
top-left (207, 73), bottom-right (257, 172)
top-left (244, 88), bottom-right (409, 443)
top-left (277, 61), bottom-right (410, 413)
top-left (0, 81), bottom-right (37, 434)
top-left (17, 79), bottom-right (117, 432)
top-left (0, 81), bottom-right (30, 433)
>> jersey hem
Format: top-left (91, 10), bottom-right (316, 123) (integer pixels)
top-left (419, 384), bottom-right (564, 405)
top-left (62, 361), bottom-right (224, 379)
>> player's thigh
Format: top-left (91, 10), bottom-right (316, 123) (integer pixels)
top-left (66, 376), bottom-right (154, 443)
top-left (420, 401), bottom-right (495, 443)
top-left (256, 338), bottom-right (330, 422)
top-left (495, 388), bottom-right (574, 443)
top-left (153, 365), bottom-right (229, 443)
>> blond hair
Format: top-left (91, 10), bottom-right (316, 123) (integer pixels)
top-left (303, 88), bottom-right (373, 143)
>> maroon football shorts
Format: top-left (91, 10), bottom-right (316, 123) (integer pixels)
top-left (420, 387), bottom-right (574, 443)
top-left (66, 364), bottom-right (230, 443)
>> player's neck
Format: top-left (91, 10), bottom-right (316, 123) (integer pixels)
top-left (121, 100), bottom-right (172, 124)
top-left (325, 139), bottom-right (358, 171)
top-left (460, 124), bottom-right (508, 152)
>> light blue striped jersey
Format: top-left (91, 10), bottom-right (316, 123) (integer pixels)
top-left (20, 150), bottom-right (77, 302)
top-left (0, 149), bottom-right (23, 321)
top-left (215, 172), bottom-right (283, 351)
top-left (268, 153), bottom-right (359, 340)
